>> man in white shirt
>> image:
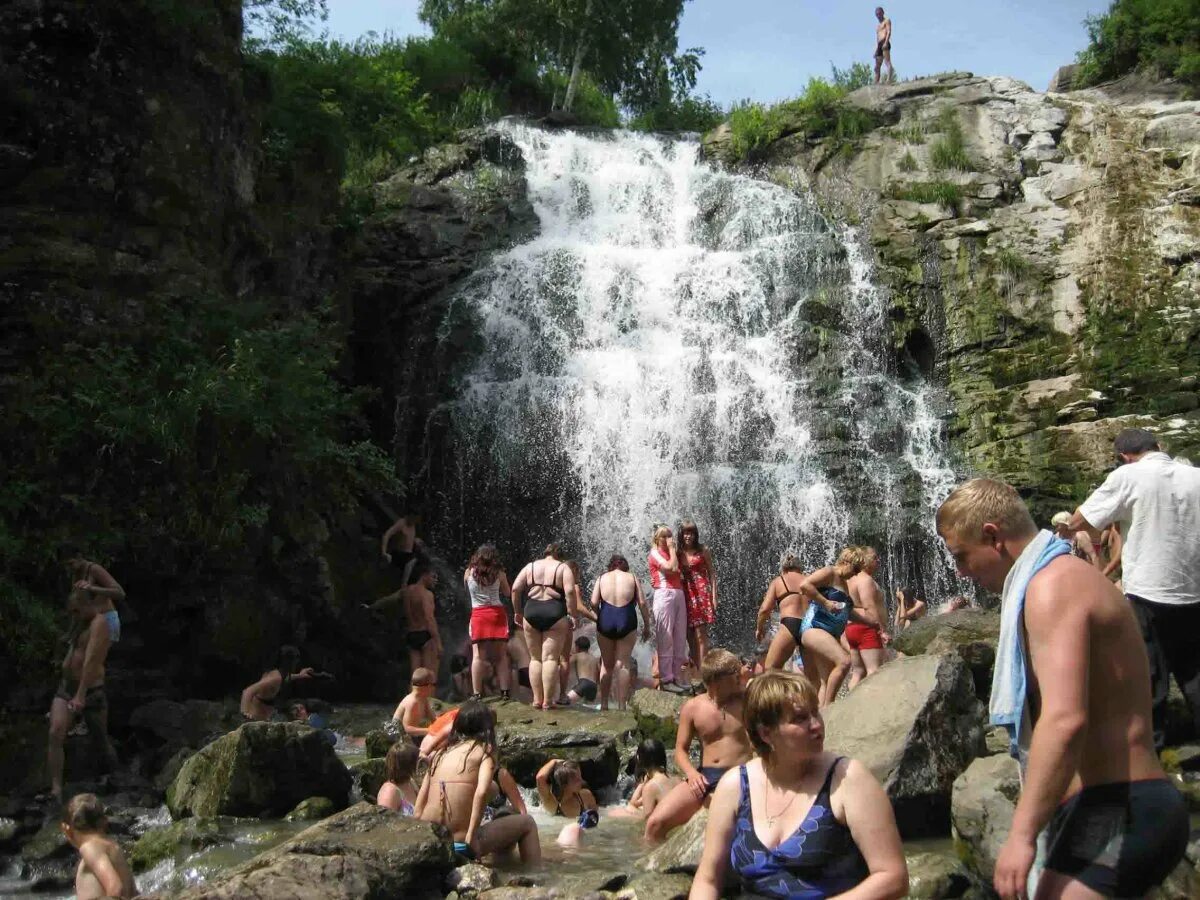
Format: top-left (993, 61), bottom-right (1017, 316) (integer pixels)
top-left (1071, 428), bottom-right (1200, 748)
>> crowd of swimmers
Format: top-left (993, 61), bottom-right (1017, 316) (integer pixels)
top-left (45, 428), bottom-right (1199, 899)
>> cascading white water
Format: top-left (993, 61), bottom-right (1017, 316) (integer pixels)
top-left (439, 122), bottom-right (961, 644)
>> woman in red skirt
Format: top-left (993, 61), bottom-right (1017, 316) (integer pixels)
top-left (464, 544), bottom-right (512, 700)
top-left (679, 520), bottom-right (718, 673)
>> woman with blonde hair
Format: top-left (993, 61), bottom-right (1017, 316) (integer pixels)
top-left (511, 543), bottom-right (578, 709)
top-left (648, 526), bottom-right (688, 691)
top-left (689, 672), bottom-right (907, 900)
top-left (793, 549), bottom-right (861, 706)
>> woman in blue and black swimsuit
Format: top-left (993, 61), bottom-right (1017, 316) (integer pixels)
top-left (690, 671), bottom-right (907, 900)
top-left (591, 554), bottom-right (652, 711)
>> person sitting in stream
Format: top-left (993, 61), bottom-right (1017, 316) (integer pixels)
top-left (511, 542), bottom-right (578, 709)
top-left (536, 758), bottom-right (599, 847)
top-left (61, 793), bottom-right (135, 900)
top-left (377, 741), bottom-right (420, 815)
top-left (414, 700), bottom-right (541, 863)
top-left (644, 649), bottom-right (753, 844)
top-left (239, 646), bottom-right (324, 722)
top-left (609, 738), bottom-right (679, 820)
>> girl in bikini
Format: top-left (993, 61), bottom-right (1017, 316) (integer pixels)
top-left (376, 742), bottom-right (419, 815)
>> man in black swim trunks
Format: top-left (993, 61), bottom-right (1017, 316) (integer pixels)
top-left (565, 636), bottom-right (600, 705)
top-left (938, 479), bottom-right (1187, 899)
top-left (873, 7), bottom-right (893, 85)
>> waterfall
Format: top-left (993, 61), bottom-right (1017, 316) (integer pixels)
top-left (432, 122), bottom-right (961, 646)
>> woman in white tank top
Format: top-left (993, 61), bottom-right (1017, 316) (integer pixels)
top-left (463, 545), bottom-right (512, 700)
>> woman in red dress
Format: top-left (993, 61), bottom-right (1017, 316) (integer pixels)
top-left (679, 520), bottom-right (718, 672)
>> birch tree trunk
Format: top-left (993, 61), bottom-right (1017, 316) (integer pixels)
top-left (562, 0), bottom-right (594, 113)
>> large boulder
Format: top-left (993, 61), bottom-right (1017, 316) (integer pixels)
top-left (166, 722), bottom-right (351, 819)
top-left (891, 611), bottom-right (1001, 700)
top-left (158, 802), bottom-right (455, 900)
top-left (629, 689), bottom-right (688, 750)
top-left (640, 809), bottom-right (708, 874)
top-left (824, 653), bottom-right (987, 837)
top-left (951, 753), bottom-right (1020, 884)
top-left (492, 702), bottom-right (636, 789)
top-left (906, 850), bottom-right (972, 898)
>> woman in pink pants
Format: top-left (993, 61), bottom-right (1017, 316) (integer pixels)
top-left (648, 526), bottom-right (688, 690)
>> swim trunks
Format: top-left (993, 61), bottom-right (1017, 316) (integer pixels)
top-left (700, 765), bottom-right (728, 797)
top-left (1044, 778), bottom-right (1188, 897)
top-left (845, 622), bottom-right (883, 651)
top-left (517, 666), bottom-right (531, 689)
top-left (470, 605), bottom-right (509, 643)
top-left (103, 610), bottom-right (120, 643)
top-left (453, 840), bottom-right (476, 859)
top-left (55, 680), bottom-right (107, 710)
top-left (572, 678), bottom-right (598, 702)
top-left (405, 630), bottom-right (432, 651)
top-left (874, 40), bottom-right (891, 57)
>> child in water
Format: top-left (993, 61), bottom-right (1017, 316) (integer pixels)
top-left (392, 667), bottom-right (436, 743)
top-left (61, 793), bottom-right (135, 899)
top-left (377, 741), bottom-right (420, 815)
top-left (610, 738), bottom-right (679, 820)
top-left (536, 758), bottom-right (599, 847)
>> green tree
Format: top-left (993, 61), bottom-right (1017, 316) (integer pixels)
top-left (1075, 0), bottom-right (1200, 92)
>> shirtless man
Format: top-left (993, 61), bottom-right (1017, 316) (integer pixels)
top-left (844, 547), bottom-right (890, 689)
top-left (380, 512), bottom-right (424, 586)
top-left (47, 594), bottom-right (119, 802)
top-left (937, 478), bottom-right (1187, 899)
top-left (392, 667), bottom-right (436, 742)
top-left (240, 646), bottom-right (320, 721)
top-left (65, 554), bottom-right (125, 644)
top-left (400, 565), bottom-right (441, 677)
top-left (565, 636), bottom-right (601, 704)
top-left (873, 7), bottom-right (893, 84)
top-left (644, 649), bottom-right (753, 844)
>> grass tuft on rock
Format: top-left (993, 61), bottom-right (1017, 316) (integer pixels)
top-left (929, 109), bottom-right (972, 172)
top-left (887, 180), bottom-right (963, 211)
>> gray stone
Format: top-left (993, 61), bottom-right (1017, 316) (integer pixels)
top-left (130, 817), bottom-right (225, 871)
top-left (364, 729), bottom-right (398, 759)
top-left (161, 802), bottom-right (455, 900)
top-left (628, 689), bottom-right (688, 749)
top-left (824, 654), bottom-right (987, 837)
top-left (286, 796), bottom-right (336, 821)
top-left (891, 610), bottom-right (1001, 700)
top-left (447, 862), bottom-right (498, 893)
top-left (349, 757), bottom-right (387, 801)
top-left (1047, 64), bottom-right (1079, 93)
top-left (640, 809), bottom-right (708, 873)
top-left (906, 850), bottom-right (972, 898)
top-left (951, 754), bottom-right (1020, 884)
top-left (984, 727), bottom-right (1009, 757)
top-left (167, 722), bottom-right (352, 819)
top-left (616, 872), bottom-right (695, 900)
top-left (19, 819), bottom-right (71, 862)
top-left (1144, 114), bottom-right (1200, 149)
top-left (492, 702), bottom-right (635, 789)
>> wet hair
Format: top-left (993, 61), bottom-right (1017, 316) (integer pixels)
top-left (833, 547), bottom-right (860, 579)
top-left (61, 793), bottom-right (107, 833)
top-left (449, 654), bottom-right (469, 675)
top-left (289, 701), bottom-right (308, 720)
top-left (936, 478), bottom-right (1037, 541)
top-left (634, 739), bottom-right (668, 782)
top-left (451, 699), bottom-right (497, 760)
top-left (679, 520), bottom-right (704, 551)
top-left (651, 526), bottom-right (671, 547)
top-left (276, 646), bottom-right (300, 676)
top-left (1114, 428), bottom-right (1159, 457)
top-left (574, 636), bottom-right (590, 652)
top-left (743, 671), bottom-right (820, 760)
top-left (552, 760), bottom-right (583, 793)
top-left (411, 667), bottom-right (436, 687)
top-left (544, 542), bottom-right (563, 560)
top-left (608, 554), bottom-right (629, 572)
top-left (700, 648), bottom-right (741, 684)
top-left (385, 741), bottom-right (419, 784)
top-left (469, 544), bottom-right (502, 587)
top-left (780, 553), bottom-right (804, 574)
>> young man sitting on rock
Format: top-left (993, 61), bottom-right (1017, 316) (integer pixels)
top-left (644, 649), bottom-right (753, 844)
top-left (937, 478), bottom-right (1187, 899)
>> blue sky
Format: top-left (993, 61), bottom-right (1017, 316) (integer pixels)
top-left (319, 0), bottom-right (1111, 105)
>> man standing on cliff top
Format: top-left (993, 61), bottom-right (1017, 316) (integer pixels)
top-left (938, 478), bottom-right (1187, 899)
top-left (1070, 427), bottom-right (1200, 749)
top-left (874, 7), bottom-right (894, 84)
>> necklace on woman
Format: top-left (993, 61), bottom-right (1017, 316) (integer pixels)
top-left (763, 779), bottom-right (800, 827)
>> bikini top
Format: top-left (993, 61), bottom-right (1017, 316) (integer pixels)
top-left (730, 758), bottom-right (869, 899)
top-left (776, 573), bottom-right (803, 605)
top-left (529, 560), bottom-right (565, 602)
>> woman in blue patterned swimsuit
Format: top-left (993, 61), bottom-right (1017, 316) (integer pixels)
top-left (689, 672), bottom-right (907, 900)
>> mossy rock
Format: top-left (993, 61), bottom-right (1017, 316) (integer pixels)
top-left (166, 722), bottom-right (351, 819)
top-left (891, 610), bottom-right (1000, 701)
top-left (628, 689), bottom-right (688, 750)
top-left (364, 728), bottom-right (398, 759)
top-left (130, 818), bottom-right (223, 871)
top-left (905, 850), bottom-right (972, 898)
top-left (490, 701), bottom-right (636, 789)
top-left (285, 796), bottom-right (336, 821)
top-left (350, 757), bottom-right (387, 801)
top-left (18, 819), bottom-right (70, 862)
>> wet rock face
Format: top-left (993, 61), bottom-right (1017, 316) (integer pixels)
top-left (491, 702), bottom-right (636, 789)
top-left (824, 653), bottom-right (986, 838)
top-left (705, 73), bottom-right (1200, 515)
top-left (627, 689), bottom-right (688, 750)
top-left (154, 802), bottom-right (455, 900)
top-left (166, 722), bottom-right (351, 819)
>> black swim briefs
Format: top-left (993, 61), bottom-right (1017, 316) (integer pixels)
top-left (1044, 778), bottom-right (1189, 897)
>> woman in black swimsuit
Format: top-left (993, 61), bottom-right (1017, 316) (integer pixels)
top-left (512, 543), bottom-right (578, 710)
top-left (590, 555), bottom-right (651, 711)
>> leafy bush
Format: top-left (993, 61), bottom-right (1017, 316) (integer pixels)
top-left (629, 93), bottom-right (725, 133)
top-left (728, 101), bottom-right (783, 161)
top-left (887, 179), bottom-right (963, 210)
top-left (1075, 0), bottom-right (1200, 92)
top-left (831, 61), bottom-right (873, 92)
top-left (929, 109), bottom-right (972, 171)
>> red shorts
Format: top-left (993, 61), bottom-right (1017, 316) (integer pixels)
top-left (470, 605), bottom-right (509, 643)
top-left (845, 622), bottom-right (883, 650)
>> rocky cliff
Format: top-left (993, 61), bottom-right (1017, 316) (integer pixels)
top-left (704, 72), bottom-right (1200, 514)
